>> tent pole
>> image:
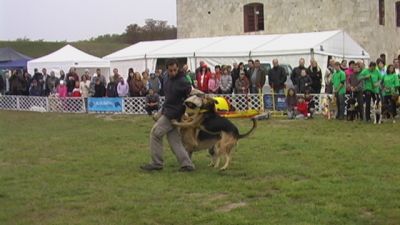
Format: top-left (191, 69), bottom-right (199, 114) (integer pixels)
top-left (249, 51), bottom-right (252, 59)
top-left (145, 54), bottom-right (148, 71)
top-left (194, 52), bottom-right (197, 71)
top-left (342, 31), bottom-right (345, 60)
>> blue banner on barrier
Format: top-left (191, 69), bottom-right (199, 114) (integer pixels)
top-left (88, 98), bottom-right (123, 112)
top-left (264, 94), bottom-right (287, 111)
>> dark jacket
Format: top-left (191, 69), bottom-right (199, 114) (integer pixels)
top-left (29, 85), bottom-right (42, 96)
top-left (249, 68), bottom-right (266, 88)
top-left (162, 71), bottom-right (191, 120)
top-left (308, 66), bottom-right (322, 93)
top-left (268, 66), bottom-right (287, 90)
top-left (94, 84), bottom-right (106, 97)
top-left (291, 65), bottom-right (307, 87)
top-left (0, 75), bottom-right (4, 93)
top-left (349, 72), bottom-right (363, 92)
top-left (297, 75), bottom-right (312, 94)
top-left (106, 82), bottom-right (118, 97)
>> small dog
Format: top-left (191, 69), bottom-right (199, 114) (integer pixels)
top-left (172, 96), bottom-right (257, 170)
top-left (346, 97), bottom-right (358, 121)
top-left (372, 100), bottom-right (382, 124)
top-left (322, 95), bottom-right (337, 120)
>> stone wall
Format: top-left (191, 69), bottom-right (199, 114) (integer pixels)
top-left (177, 0), bottom-right (400, 61)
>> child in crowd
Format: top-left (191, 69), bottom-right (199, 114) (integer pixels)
top-left (304, 91), bottom-right (315, 118)
top-left (72, 81), bottom-right (81, 97)
top-left (57, 80), bottom-right (67, 98)
top-left (208, 73), bottom-right (220, 94)
top-left (285, 88), bottom-right (297, 119)
top-left (295, 96), bottom-right (310, 119)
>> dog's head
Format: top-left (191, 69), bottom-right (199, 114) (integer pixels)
top-left (184, 95), bottom-right (217, 116)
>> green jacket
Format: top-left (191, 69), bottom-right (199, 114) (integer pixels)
top-left (332, 70), bottom-right (346, 95)
top-left (382, 73), bottom-right (400, 96)
top-left (360, 69), bottom-right (382, 93)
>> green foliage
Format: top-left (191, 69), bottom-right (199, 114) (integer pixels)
top-left (0, 111), bottom-right (399, 225)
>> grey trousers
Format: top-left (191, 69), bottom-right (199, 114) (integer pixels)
top-left (149, 115), bottom-right (194, 168)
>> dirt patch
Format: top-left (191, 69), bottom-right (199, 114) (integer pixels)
top-left (217, 202), bottom-right (247, 213)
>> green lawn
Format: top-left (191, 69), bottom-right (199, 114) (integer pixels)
top-left (0, 41), bottom-right (129, 58)
top-left (0, 111), bottom-right (399, 225)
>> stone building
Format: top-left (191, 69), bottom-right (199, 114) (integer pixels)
top-left (177, 0), bottom-right (400, 62)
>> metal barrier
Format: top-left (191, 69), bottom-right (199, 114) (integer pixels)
top-left (0, 94), bottom-right (369, 115)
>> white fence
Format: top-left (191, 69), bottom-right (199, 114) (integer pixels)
top-left (0, 94), bottom-right (350, 115)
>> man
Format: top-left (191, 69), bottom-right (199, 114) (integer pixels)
top-left (291, 58), bottom-right (307, 90)
top-left (324, 59), bottom-right (335, 94)
top-left (249, 60), bottom-right (266, 94)
top-left (359, 62), bottom-right (381, 122)
top-left (268, 59), bottom-right (287, 94)
top-left (156, 69), bottom-right (164, 96)
top-left (148, 73), bottom-right (162, 94)
top-left (46, 70), bottom-right (59, 95)
top-left (195, 61), bottom-right (205, 74)
top-left (182, 64), bottom-right (195, 88)
top-left (349, 62), bottom-right (364, 120)
top-left (117, 76), bottom-right (129, 97)
top-left (246, 59), bottom-right (254, 80)
top-left (144, 88), bottom-right (160, 115)
top-left (394, 58), bottom-right (399, 75)
top-left (141, 59), bottom-right (195, 172)
top-left (332, 62), bottom-right (346, 120)
top-left (112, 68), bottom-right (120, 84)
top-left (231, 62), bottom-right (239, 89)
top-left (106, 77), bottom-right (118, 97)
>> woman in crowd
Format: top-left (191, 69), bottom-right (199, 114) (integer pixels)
top-left (285, 88), bottom-right (297, 119)
top-left (94, 78), bottom-right (106, 97)
top-left (80, 74), bottom-right (90, 98)
top-left (382, 65), bottom-right (399, 120)
top-left (130, 72), bottom-right (146, 97)
top-left (308, 59), bottom-right (322, 94)
top-left (235, 71), bottom-right (249, 94)
top-left (219, 67), bottom-right (233, 94)
top-left (142, 71), bottom-right (150, 92)
top-left (196, 64), bottom-right (210, 93)
top-left (208, 72), bottom-right (220, 94)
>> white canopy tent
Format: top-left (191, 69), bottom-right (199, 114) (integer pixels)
top-left (104, 30), bottom-right (370, 79)
top-left (28, 45), bottom-right (110, 79)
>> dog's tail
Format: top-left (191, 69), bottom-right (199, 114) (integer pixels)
top-left (238, 118), bottom-right (257, 139)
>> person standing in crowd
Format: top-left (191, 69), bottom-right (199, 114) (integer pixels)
top-left (297, 69), bottom-right (312, 94)
top-left (196, 64), bottom-right (210, 93)
top-left (308, 59), bottom-right (322, 94)
top-left (140, 59), bottom-right (195, 172)
top-left (148, 73), bottom-right (161, 94)
top-left (377, 58), bottom-right (386, 77)
top-left (219, 67), bottom-right (233, 94)
top-left (57, 80), bottom-right (67, 98)
top-left (182, 65), bottom-right (195, 88)
top-left (268, 59), bottom-right (287, 107)
top-left (94, 78), bottom-right (106, 97)
top-left (246, 59), bottom-right (254, 80)
top-left (349, 62), bottom-right (364, 120)
top-left (46, 70), bottom-right (59, 95)
top-left (332, 62), bottom-right (346, 120)
top-left (382, 65), bottom-right (399, 120)
top-left (29, 79), bottom-right (42, 96)
top-left (117, 76), bottom-right (129, 97)
top-left (208, 72), bottom-right (220, 94)
top-left (325, 59), bottom-right (335, 94)
top-left (155, 69), bottom-right (164, 96)
top-left (112, 68), bottom-right (120, 84)
top-left (344, 61), bottom-right (355, 94)
top-left (142, 71), bottom-right (150, 92)
top-left (144, 88), bottom-right (160, 115)
top-left (130, 72), bottom-right (146, 97)
top-left (31, 68), bottom-right (43, 93)
top-left (231, 62), bottom-right (240, 89)
top-left (42, 68), bottom-right (50, 96)
top-left (380, 53), bottom-right (387, 66)
top-left (235, 71), bottom-right (249, 94)
top-left (359, 62), bottom-right (381, 122)
top-left (340, 60), bottom-right (348, 71)
top-left (285, 88), bottom-right (297, 119)
top-left (66, 67), bottom-right (79, 96)
top-left (9, 70), bottom-right (26, 95)
top-left (291, 58), bottom-right (307, 91)
top-left (72, 81), bottom-right (82, 97)
top-left (214, 65), bottom-right (222, 80)
top-left (106, 77), bottom-right (118, 97)
top-left (22, 71), bottom-right (31, 96)
top-left (59, 70), bottom-right (66, 81)
top-left (195, 61), bottom-right (205, 74)
top-left (80, 74), bottom-right (90, 98)
top-left (249, 60), bottom-right (266, 94)
top-left (394, 58), bottom-right (400, 75)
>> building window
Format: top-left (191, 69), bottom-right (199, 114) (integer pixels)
top-left (244, 3), bottom-right (264, 32)
top-left (396, 1), bottom-right (400, 27)
top-left (379, 0), bottom-right (385, 25)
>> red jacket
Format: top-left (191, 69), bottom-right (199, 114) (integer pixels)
top-left (196, 72), bottom-right (211, 93)
top-left (296, 101), bottom-right (308, 116)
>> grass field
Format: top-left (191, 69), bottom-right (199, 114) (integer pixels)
top-left (0, 41), bottom-right (129, 58)
top-left (0, 111), bottom-right (399, 225)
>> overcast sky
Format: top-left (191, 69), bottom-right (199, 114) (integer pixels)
top-left (0, 0), bottom-right (177, 41)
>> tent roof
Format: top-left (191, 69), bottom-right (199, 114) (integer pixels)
top-left (28, 44), bottom-right (109, 67)
top-left (0, 47), bottom-right (31, 62)
top-left (104, 30), bottom-right (369, 60)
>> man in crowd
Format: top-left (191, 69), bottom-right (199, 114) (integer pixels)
top-left (42, 68), bottom-right (50, 96)
top-left (246, 59), bottom-right (254, 80)
top-left (144, 88), bottom-right (160, 115)
top-left (46, 70), bottom-right (59, 95)
top-left (393, 58), bottom-right (399, 75)
top-left (106, 76), bottom-right (118, 97)
top-left (112, 68), bottom-right (120, 84)
top-left (291, 58), bottom-right (307, 91)
top-left (141, 59), bottom-right (195, 172)
top-left (332, 62), bottom-right (346, 120)
top-left (359, 62), bottom-right (381, 122)
top-left (349, 62), bottom-right (364, 120)
top-left (324, 59), bottom-right (335, 94)
top-left (148, 72), bottom-right (162, 94)
top-left (268, 59), bottom-right (287, 94)
top-left (249, 59), bottom-right (266, 94)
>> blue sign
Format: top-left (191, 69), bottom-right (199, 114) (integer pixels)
top-left (88, 98), bottom-right (123, 112)
top-left (264, 94), bottom-right (287, 111)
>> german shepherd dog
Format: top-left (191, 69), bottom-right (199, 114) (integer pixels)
top-left (346, 94), bottom-right (358, 121)
top-left (172, 96), bottom-right (257, 170)
top-left (322, 95), bottom-right (337, 120)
